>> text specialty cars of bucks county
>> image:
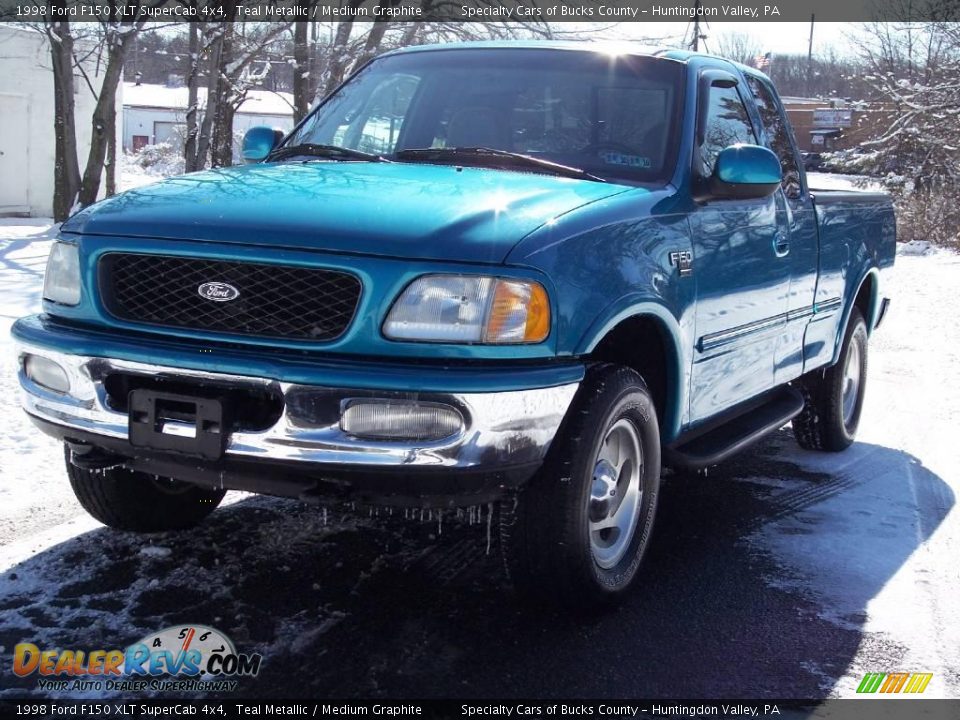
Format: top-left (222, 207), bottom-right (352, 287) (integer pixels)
top-left (13, 41), bottom-right (895, 609)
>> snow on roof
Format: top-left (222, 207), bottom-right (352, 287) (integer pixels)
top-left (123, 82), bottom-right (293, 117)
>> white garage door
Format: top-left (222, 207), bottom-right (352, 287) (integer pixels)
top-left (154, 121), bottom-right (186, 149)
top-left (0, 94), bottom-right (30, 214)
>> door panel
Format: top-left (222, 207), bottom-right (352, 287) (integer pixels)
top-left (775, 195), bottom-right (818, 383)
top-left (744, 75), bottom-right (818, 385)
top-left (689, 197), bottom-right (790, 421)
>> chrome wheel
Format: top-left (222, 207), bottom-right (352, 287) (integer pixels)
top-left (588, 418), bottom-right (643, 570)
top-left (842, 341), bottom-right (862, 427)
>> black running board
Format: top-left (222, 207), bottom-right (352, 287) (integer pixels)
top-left (664, 386), bottom-right (805, 471)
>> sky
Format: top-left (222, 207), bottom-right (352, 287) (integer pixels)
top-left (604, 21), bottom-right (860, 56)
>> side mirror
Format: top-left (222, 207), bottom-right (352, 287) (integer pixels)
top-left (708, 144), bottom-right (782, 200)
top-left (242, 126), bottom-right (281, 164)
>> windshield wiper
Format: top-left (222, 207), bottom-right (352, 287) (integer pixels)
top-left (267, 143), bottom-right (387, 163)
top-left (393, 147), bottom-right (605, 182)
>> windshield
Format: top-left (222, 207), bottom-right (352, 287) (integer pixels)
top-left (283, 48), bottom-right (684, 184)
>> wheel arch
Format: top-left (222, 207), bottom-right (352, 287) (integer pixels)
top-left (576, 301), bottom-right (686, 443)
top-left (832, 266), bottom-right (880, 365)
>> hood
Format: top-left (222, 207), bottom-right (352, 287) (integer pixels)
top-left (63, 161), bottom-right (635, 264)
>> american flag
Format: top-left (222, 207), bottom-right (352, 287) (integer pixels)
top-left (754, 52), bottom-right (772, 70)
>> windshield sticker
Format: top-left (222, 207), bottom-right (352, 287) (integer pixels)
top-left (600, 153), bottom-right (652, 168)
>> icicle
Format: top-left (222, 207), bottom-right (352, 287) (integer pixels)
top-left (437, 511), bottom-right (443, 536)
top-left (322, 507), bottom-right (328, 526)
top-left (485, 503), bottom-right (494, 555)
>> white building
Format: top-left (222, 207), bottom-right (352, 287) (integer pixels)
top-left (122, 82), bottom-right (294, 152)
top-left (0, 26), bottom-right (118, 218)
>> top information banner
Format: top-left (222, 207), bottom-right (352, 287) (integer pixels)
top-left (1, 0), bottom-right (955, 23)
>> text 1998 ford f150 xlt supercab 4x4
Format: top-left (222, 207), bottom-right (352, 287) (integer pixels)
top-left (13, 42), bottom-right (894, 608)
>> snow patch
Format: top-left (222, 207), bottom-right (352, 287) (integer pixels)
top-left (897, 239), bottom-right (936, 256)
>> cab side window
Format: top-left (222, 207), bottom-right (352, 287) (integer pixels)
top-left (698, 84), bottom-right (757, 178)
top-left (747, 76), bottom-right (803, 199)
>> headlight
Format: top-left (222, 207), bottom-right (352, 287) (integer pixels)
top-left (42, 242), bottom-right (81, 306)
top-left (383, 275), bottom-right (550, 344)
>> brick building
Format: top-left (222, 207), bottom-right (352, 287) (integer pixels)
top-left (783, 97), bottom-right (893, 154)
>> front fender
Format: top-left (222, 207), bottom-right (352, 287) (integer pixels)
top-left (576, 298), bottom-right (690, 442)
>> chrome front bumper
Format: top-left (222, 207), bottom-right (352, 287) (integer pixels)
top-left (15, 342), bottom-right (579, 472)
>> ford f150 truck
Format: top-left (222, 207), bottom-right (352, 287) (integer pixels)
top-left (13, 42), bottom-right (895, 608)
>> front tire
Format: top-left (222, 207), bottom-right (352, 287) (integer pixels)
top-left (792, 307), bottom-right (869, 452)
top-left (65, 447), bottom-right (225, 532)
top-left (500, 365), bottom-right (661, 610)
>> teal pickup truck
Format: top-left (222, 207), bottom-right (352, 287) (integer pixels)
top-left (13, 42), bottom-right (894, 608)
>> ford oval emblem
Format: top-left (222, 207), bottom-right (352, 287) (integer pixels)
top-left (197, 281), bottom-right (240, 302)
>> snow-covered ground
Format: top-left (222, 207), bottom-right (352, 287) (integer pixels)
top-left (751, 245), bottom-right (960, 697)
top-left (0, 220), bottom-right (78, 543)
top-left (0, 210), bottom-right (957, 699)
top-left (806, 172), bottom-right (885, 192)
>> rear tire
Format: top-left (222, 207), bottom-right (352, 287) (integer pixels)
top-left (500, 364), bottom-right (661, 610)
top-left (65, 446), bottom-right (225, 532)
top-left (792, 308), bottom-right (869, 452)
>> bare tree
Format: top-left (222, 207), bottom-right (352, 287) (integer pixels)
top-left (36, 2), bottom-right (161, 219)
top-left (842, 3), bottom-right (960, 244)
top-left (764, 50), bottom-right (868, 99)
top-left (291, 15), bottom-right (319, 123)
top-left (286, 13), bottom-right (557, 123)
top-left (182, 14), bottom-right (291, 170)
top-left (714, 31), bottom-right (763, 66)
top-left (45, 17), bottom-right (82, 221)
top-left (77, 10), bottom-right (160, 207)
top-left (184, 17), bottom-right (202, 173)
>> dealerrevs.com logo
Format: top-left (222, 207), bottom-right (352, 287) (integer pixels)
top-left (13, 625), bottom-right (261, 692)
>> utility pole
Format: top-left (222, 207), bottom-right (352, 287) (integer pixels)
top-left (806, 13), bottom-right (815, 96)
top-left (689, 0), bottom-right (703, 51)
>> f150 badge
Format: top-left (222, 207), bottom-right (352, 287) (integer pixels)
top-left (198, 282), bottom-right (240, 302)
top-left (669, 250), bottom-right (694, 277)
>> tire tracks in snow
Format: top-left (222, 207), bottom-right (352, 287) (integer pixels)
top-left (750, 445), bottom-right (887, 530)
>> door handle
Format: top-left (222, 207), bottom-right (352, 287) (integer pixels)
top-left (773, 231), bottom-right (790, 257)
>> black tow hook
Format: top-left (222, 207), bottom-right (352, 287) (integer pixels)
top-left (66, 441), bottom-right (124, 470)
